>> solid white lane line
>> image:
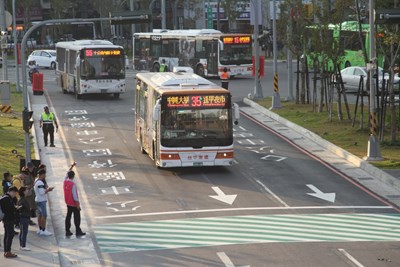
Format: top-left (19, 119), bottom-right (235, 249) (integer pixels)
top-left (338, 248), bottom-right (365, 267)
top-left (94, 205), bottom-right (394, 219)
top-left (256, 179), bottom-right (290, 207)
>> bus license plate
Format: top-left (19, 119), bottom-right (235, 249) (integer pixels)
top-left (101, 89), bottom-right (108, 93)
top-left (231, 68), bottom-right (244, 74)
top-left (193, 162), bottom-right (203, 167)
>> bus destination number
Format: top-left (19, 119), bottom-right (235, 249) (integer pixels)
top-left (222, 36), bottom-right (251, 44)
top-left (166, 95), bottom-right (227, 108)
top-left (85, 49), bottom-right (121, 57)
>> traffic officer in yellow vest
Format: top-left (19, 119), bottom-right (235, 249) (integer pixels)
top-left (159, 59), bottom-right (168, 72)
top-left (39, 106), bottom-right (59, 147)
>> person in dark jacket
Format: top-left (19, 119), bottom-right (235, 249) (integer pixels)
top-left (17, 187), bottom-right (31, 251)
top-left (0, 186), bottom-right (19, 258)
top-left (2, 171), bottom-right (12, 194)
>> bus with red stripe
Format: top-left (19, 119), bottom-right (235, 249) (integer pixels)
top-left (135, 72), bottom-right (239, 168)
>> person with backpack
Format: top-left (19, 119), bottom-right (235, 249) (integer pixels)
top-left (0, 186), bottom-right (20, 258)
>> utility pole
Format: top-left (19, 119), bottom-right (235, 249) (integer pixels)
top-left (365, 0), bottom-right (381, 160)
top-left (271, 0), bottom-right (281, 108)
top-left (161, 0), bottom-right (166, 29)
top-left (0, 0), bottom-right (8, 80)
top-left (252, 0), bottom-right (263, 98)
top-left (12, 0), bottom-right (20, 93)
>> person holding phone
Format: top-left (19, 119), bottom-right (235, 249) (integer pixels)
top-left (64, 162), bottom-right (85, 237)
top-left (17, 186), bottom-right (31, 250)
top-left (33, 169), bottom-right (54, 236)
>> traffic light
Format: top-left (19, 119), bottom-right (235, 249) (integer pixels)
top-left (22, 109), bottom-right (34, 133)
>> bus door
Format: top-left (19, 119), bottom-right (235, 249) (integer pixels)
top-left (206, 40), bottom-right (218, 75)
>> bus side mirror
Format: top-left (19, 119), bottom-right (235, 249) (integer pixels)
top-left (233, 103), bottom-right (239, 125)
top-left (218, 39), bottom-right (224, 51)
top-left (153, 100), bottom-right (161, 121)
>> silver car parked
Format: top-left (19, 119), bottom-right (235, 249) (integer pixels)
top-left (340, 66), bottom-right (400, 92)
top-left (27, 50), bottom-right (57, 69)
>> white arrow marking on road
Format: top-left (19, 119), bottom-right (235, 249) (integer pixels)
top-left (217, 252), bottom-right (250, 267)
top-left (209, 187), bottom-right (237, 205)
top-left (306, 184), bottom-right (336, 203)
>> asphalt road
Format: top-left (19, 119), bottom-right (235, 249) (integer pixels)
top-left (6, 65), bottom-right (400, 266)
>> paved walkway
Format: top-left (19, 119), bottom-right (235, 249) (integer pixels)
top-left (1, 89), bottom-right (399, 267)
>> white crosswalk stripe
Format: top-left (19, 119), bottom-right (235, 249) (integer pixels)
top-left (95, 213), bottom-right (400, 253)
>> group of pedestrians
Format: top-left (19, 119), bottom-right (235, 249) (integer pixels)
top-left (1, 161), bottom-right (85, 259)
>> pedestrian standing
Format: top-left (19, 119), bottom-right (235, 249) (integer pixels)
top-left (24, 162), bottom-right (37, 225)
top-left (17, 187), bottom-right (31, 251)
top-left (0, 186), bottom-right (19, 258)
top-left (34, 169), bottom-right (54, 236)
top-left (159, 59), bottom-right (168, 72)
top-left (39, 106), bottom-right (59, 147)
top-left (64, 162), bottom-right (85, 237)
top-left (2, 171), bottom-right (12, 194)
top-left (220, 67), bottom-right (229, 89)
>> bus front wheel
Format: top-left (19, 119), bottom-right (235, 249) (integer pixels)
top-left (345, 61), bottom-right (351, 68)
top-left (196, 65), bottom-right (205, 77)
top-left (113, 93), bottom-right (120, 99)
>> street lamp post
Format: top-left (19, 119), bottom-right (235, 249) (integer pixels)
top-left (365, 0), bottom-right (381, 160)
top-left (12, 0), bottom-right (20, 93)
top-left (252, 0), bottom-right (263, 98)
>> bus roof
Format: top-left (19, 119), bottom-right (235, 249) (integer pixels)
top-left (137, 29), bottom-right (221, 36)
top-left (56, 39), bottom-right (122, 50)
top-left (136, 72), bottom-right (229, 94)
top-left (134, 29), bottom-right (250, 38)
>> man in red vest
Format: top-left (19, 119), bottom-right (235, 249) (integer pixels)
top-left (63, 162), bottom-right (85, 237)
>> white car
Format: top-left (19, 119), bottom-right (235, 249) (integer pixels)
top-left (27, 50), bottom-right (57, 69)
top-left (340, 66), bottom-right (400, 92)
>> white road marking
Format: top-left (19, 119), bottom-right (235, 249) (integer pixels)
top-left (217, 252), bottom-right (250, 267)
top-left (112, 186), bottom-right (119, 195)
top-left (94, 205), bottom-right (394, 219)
top-left (338, 248), bottom-right (364, 267)
top-left (256, 179), bottom-right (289, 207)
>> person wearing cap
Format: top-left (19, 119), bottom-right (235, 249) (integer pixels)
top-left (0, 186), bottom-right (19, 258)
top-left (33, 169), bottom-right (54, 236)
top-left (39, 106), bottom-right (59, 147)
top-left (63, 162), bottom-right (85, 237)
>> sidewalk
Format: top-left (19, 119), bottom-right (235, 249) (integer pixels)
top-left (0, 88), bottom-right (99, 266)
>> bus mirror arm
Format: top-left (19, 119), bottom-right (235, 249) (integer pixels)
top-left (218, 39), bottom-right (224, 51)
top-left (233, 103), bottom-right (240, 125)
top-left (153, 99), bottom-right (161, 121)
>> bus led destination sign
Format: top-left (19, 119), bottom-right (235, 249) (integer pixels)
top-left (222, 36), bottom-right (251, 44)
top-left (85, 49), bottom-right (122, 57)
top-left (166, 95), bottom-right (227, 108)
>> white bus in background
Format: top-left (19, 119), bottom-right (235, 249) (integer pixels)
top-left (133, 29), bottom-right (253, 78)
top-left (135, 72), bottom-right (240, 168)
top-left (56, 40), bottom-right (126, 99)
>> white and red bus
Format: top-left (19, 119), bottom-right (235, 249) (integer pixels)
top-left (56, 40), bottom-right (126, 99)
top-left (133, 29), bottom-right (253, 78)
top-left (135, 72), bottom-right (239, 168)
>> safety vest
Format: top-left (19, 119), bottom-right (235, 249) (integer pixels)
top-left (220, 72), bottom-right (229, 80)
top-left (159, 64), bottom-right (167, 72)
top-left (63, 179), bottom-right (78, 207)
top-left (41, 112), bottom-right (55, 125)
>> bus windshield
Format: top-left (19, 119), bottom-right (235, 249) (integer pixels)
top-left (161, 108), bottom-right (233, 147)
top-left (220, 45), bottom-right (252, 65)
top-left (80, 50), bottom-right (125, 80)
